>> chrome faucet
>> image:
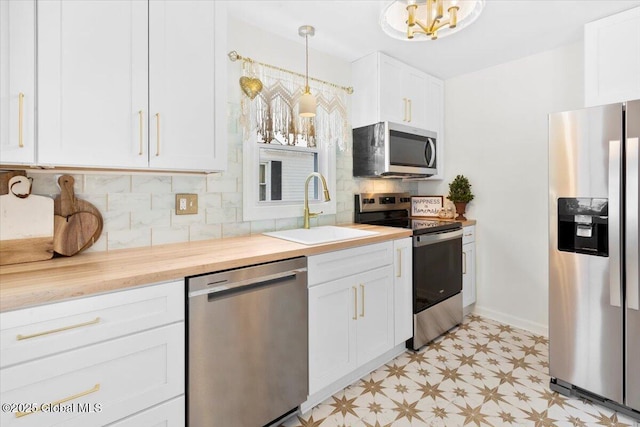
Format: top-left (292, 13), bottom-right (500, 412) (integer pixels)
top-left (303, 172), bottom-right (331, 229)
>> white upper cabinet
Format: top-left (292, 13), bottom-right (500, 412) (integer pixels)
top-left (37, 0), bottom-right (149, 169)
top-left (35, 0), bottom-right (227, 172)
top-left (351, 51), bottom-right (444, 179)
top-left (148, 0), bottom-right (226, 171)
top-left (585, 6), bottom-right (640, 107)
top-left (0, 0), bottom-right (35, 165)
top-left (352, 51), bottom-right (438, 132)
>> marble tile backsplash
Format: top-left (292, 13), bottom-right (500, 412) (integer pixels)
top-left (25, 105), bottom-right (417, 252)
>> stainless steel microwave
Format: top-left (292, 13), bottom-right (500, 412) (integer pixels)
top-left (352, 121), bottom-right (437, 178)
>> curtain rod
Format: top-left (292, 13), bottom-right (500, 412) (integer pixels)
top-left (227, 50), bottom-right (354, 95)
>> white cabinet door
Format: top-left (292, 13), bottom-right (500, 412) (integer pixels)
top-left (585, 7), bottom-right (640, 107)
top-left (393, 238), bottom-right (413, 345)
top-left (427, 76), bottom-right (444, 179)
top-left (379, 54), bottom-right (429, 128)
top-left (462, 242), bottom-right (476, 308)
top-left (0, 0), bottom-right (35, 165)
top-left (37, 0), bottom-right (148, 168)
top-left (405, 69), bottom-right (429, 129)
top-left (355, 266), bottom-right (394, 366)
top-left (148, 1), bottom-right (226, 171)
top-left (379, 55), bottom-right (406, 125)
top-left (308, 277), bottom-right (357, 394)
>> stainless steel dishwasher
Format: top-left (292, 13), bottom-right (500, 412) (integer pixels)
top-left (187, 257), bottom-right (308, 427)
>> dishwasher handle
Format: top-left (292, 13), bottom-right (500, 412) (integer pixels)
top-left (188, 268), bottom-right (307, 298)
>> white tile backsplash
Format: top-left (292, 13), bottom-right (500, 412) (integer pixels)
top-left (172, 175), bottom-right (207, 193)
top-left (132, 175), bottom-right (172, 193)
top-left (108, 193), bottom-right (151, 212)
top-left (222, 222), bottom-right (251, 238)
top-left (205, 207), bottom-right (237, 224)
top-left (131, 209), bottom-right (170, 228)
top-left (189, 224), bottom-right (222, 241)
top-left (85, 174), bottom-right (130, 193)
top-left (107, 228), bottom-right (151, 250)
top-left (152, 226), bottom-right (190, 245)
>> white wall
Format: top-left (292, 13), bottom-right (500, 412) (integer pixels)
top-left (419, 42), bottom-right (584, 335)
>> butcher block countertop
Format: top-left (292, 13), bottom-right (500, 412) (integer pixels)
top-left (0, 224), bottom-right (411, 312)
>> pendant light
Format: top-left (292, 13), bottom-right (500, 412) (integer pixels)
top-left (298, 25), bottom-right (316, 118)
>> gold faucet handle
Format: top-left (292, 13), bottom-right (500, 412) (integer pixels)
top-left (309, 211), bottom-right (323, 218)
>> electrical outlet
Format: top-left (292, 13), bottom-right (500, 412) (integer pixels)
top-left (176, 194), bottom-right (198, 215)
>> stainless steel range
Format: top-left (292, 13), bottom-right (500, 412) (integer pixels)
top-left (354, 193), bottom-right (463, 350)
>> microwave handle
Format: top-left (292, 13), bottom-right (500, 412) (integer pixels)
top-left (426, 139), bottom-right (436, 168)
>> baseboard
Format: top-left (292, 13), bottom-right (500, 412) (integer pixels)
top-left (472, 305), bottom-right (548, 337)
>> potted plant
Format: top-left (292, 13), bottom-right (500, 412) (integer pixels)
top-left (447, 175), bottom-right (474, 220)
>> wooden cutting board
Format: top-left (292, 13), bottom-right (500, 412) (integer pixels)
top-left (0, 176), bottom-right (55, 265)
top-left (54, 175), bottom-right (104, 257)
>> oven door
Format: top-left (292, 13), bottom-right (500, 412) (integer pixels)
top-left (413, 229), bottom-right (463, 313)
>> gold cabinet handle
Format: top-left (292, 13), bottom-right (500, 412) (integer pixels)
top-left (396, 248), bottom-right (402, 278)
top-left (402, 98), bottom-right (408, 122)
top-left (18, 92), bottom-right (25, 148)
top-left (352, 286), bottom-right (358, 320)
top-left (155, 113), bottom-right (160, 156)
top-left (16, 317), bottom-right (100, 341)
top-left (408, 99), bottom-right (412, 122)
top-left (15, 384), bottom-right (100, 418)
top-left (138, 110), bottom-right (144, 155)
top-left (463, 251), bottom-right (467, 275)
top-left (359, 284), bottom-right (365, 317)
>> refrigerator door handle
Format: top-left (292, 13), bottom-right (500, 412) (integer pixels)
top-left (609, 139), bottom-right (622, 308)
top-left (627, 137), bottom-right (639, 311)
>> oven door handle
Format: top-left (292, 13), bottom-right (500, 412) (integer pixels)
top-left (413, 229), bottom-right (463, 247)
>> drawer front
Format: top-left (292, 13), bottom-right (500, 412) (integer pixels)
top-left (107, 396), bottom-right (184, 427)
top-left (463, 225), bottom-right (475, 244)
top-left (307, 241), bottom-right (393, 287)
top-left (1, 280), bottom-right (184, 368)
top-left (0, 323), bottom-right (185, 427)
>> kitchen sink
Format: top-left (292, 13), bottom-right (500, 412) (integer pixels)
top-left (263, 226), bottom-right (378, 245)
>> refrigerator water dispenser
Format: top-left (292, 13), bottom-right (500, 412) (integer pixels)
top-left (557, 198), bottom-right (608, 257)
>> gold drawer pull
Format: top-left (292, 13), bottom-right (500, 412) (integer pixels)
top-left (155, 113), bottom-right (160, 156)
top-left (396, 248), bottom-right (402, 278)
top-left (352, 286), bottom-right (357, 320)
top-left (16, 317), bottom-right (100, 341)
top-left (15, 384), bottom-right (100, 418)
top-left (138, 110), bottom-right (144, 155)
top-left (360, 284), bottom-right (365, 317)
top-left (463, 251), bottom-right (467, 275)
top-left (18, 92), bottom-right (25, 148)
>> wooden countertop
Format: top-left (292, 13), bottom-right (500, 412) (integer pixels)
top-left (0, 224), bottom-right (411, 312)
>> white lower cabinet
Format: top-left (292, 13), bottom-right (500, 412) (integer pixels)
top-left (106, 396), bottom-right (184, 427)
top-left (393, 237), bottom-right (413, 345)
top-left (0, 281), bottom-right (185, 427)
top-left (462, 226), bottom-right (476, 308)
top-left (308, 239), bottom-right (409, 397)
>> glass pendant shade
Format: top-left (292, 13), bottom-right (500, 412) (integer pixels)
top-left (299, 88), bottom-right (317, 117)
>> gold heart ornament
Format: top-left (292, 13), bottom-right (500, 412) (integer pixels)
top-left (239, 76), bottom-right (263, 100)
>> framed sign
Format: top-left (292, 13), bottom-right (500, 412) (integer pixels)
top-left (411, 196), bottom-right (443, 217)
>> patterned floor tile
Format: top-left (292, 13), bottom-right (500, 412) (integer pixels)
top-left (280, 315), bottom-right (639, 427)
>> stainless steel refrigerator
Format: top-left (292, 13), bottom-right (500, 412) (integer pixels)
top-left (549, 99), bottom-right (639, 417)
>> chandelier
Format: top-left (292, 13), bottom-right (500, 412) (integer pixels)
top-left (380, 0), bottom-right (485, 41)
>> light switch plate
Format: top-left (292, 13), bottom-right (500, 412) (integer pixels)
top-left (176, 194), bottom-right (198, 215)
